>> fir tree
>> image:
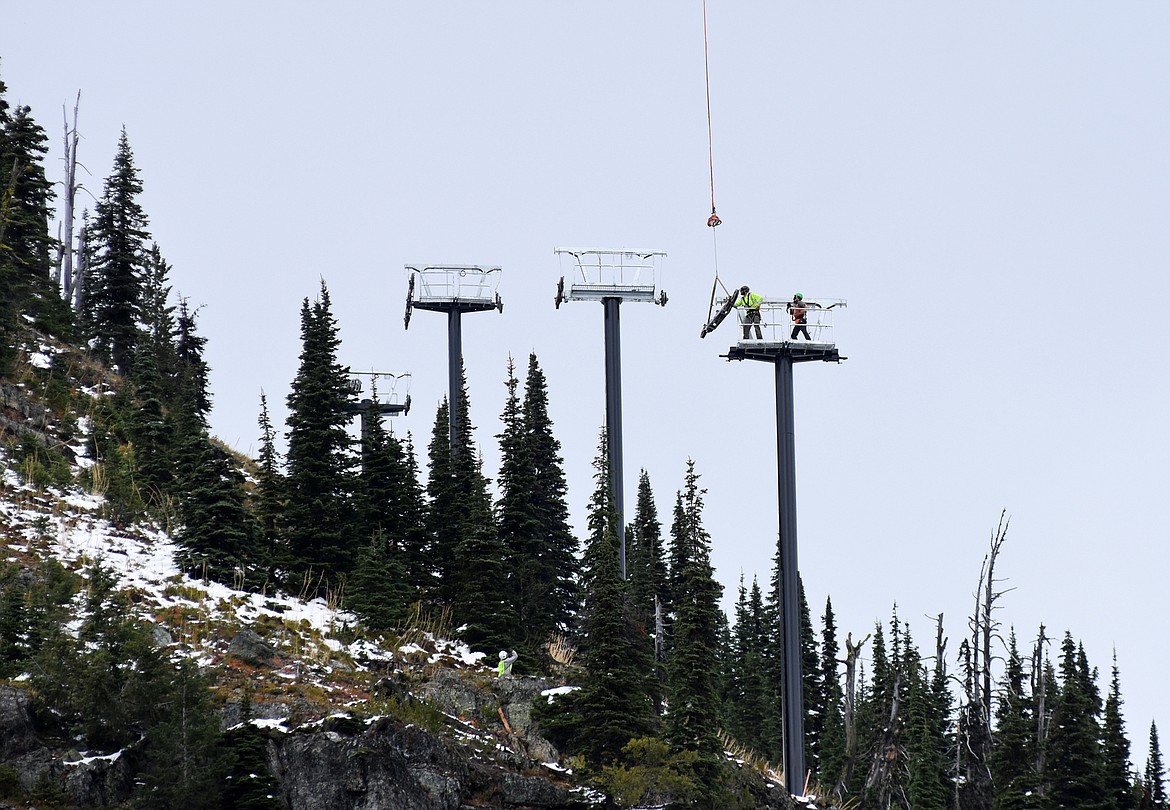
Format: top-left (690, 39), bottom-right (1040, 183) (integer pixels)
top-left (800, 577), bottom-right (823, 772)
top-left (518, 354), bottom-right (578, 633)
top-left (497, 354), bottom-right (579, 660)
top-left (347, 532), bottom-right (412, 630)
top-left (1145, 722), bottom-right (1166, 809)
top-left (136, 657), bottom-right (226, 809)
top-left (664, 460), bottom-right (726, 803)
top-left (222, 690), bottom-right (282, 809)
top-left (573, 430), bottom-right (656, 766)
top-left (0, 93), bottom-right (70, 354)
top-left (252, 393), bottom-right (286, 582)
top-left (451, 464), bottom-right (516, 654)
top-left (175, 433), bottom-right (257, 586)
top-left (425, 398), bottom-right (457, 602)
top-left (84, 128), bottom-right (150, 373)
top-left (817, 597), bottom-right (847, 792)
top-left (1045, 632), bottom-right (1106, 810)
top-left (1100, 654), bottom-right (1132, 810)
top-left (990, 631), bottom-right (1035, 810)
top-left (283, 282), bottom-right (356, 587)
top-left (626, 469), bottom-right (666, 636)
top-left (174, 296), bottom-right (211, 419)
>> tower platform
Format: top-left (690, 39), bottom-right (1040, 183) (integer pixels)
top-left (406, 264), bottom-right (503, 314)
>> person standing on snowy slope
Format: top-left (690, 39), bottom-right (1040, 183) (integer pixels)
top-left (734, 285), bottom-right (764, 339)
top-left (497, 650), bottom-right (517, 678)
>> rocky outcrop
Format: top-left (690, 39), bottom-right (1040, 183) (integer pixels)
top-left (270, 713), bottom-right (589, 810)
top-left (0, 686), bottom-right (135, 807)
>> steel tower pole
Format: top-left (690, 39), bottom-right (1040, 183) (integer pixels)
top-left (603, 296), bottom-right (626, 579)
top-left (447, 308), bottom-right (463, 453)
top-left (775, 355), bottom-right (805, 794)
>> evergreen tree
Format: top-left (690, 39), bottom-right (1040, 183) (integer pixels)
top-left (252, 393), bottom-right (286, 582)
top-left (283, 282), bottom-right (356, 587)
top-left (495, 357), bottom-right (543, 648)
top-left (902, 624), bottom-right (950, 810)
top-left (347, 532), bottom-right (412, 630)
top-left (451, 461), bottom-right (516, 654)
top-left (222, 690), bottom-right (282, 809)
top-left (573, 430), bottom-right (656, 766)
top-left (175, 433), bottom-right (257, 586)
top-left (626, 469), bottom-right (666, 634)
top-left (0, 91), bottom-right (70, 356)
top-left (726, 575), bottom-right (771, 758)
top-left (425, 398), bottom-right (457, 602)
top-left (1146, 722), bottom-right (1167, 809)
top-left (494, 353), bottom-right (579, 652)
top-left (136, 657), bottom-right (226, 809)
top-left (991, 632), bottom-right (1035, 810)
top-left (800, 577), bottom-right (823, 772)
top-left (174, 296), bottom-right (211, 419)
top-left (664, 460), bottom-right (726, 803)
top-left (1100, 655), bottom-right (1132, 810)
top-left (348, 398), bottom-right (426, 624)
top-left (84, 128), bottom-right (150, 373)
top-left (817, 597), bottom-right (847, 792)
top-left (1045, 632), bottom-right (1106, 810)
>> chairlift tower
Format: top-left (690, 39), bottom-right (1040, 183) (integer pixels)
top-left (341, 371), bottom-right (412, 462)
top-left (721, 295), bottom-right (847, 797)
top-left (404, 264), bottom-right (503, 452)
top-left (555, 248), bottom-right (667, 579)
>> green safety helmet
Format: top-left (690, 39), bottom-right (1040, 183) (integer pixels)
top-left (794, 292), bottom-right (803, 300)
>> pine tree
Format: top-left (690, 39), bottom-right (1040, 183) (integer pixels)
top-left (136, 657), bottom-right (226, 809)
top-left (495, 357), bottom-right (543, 646)
top-left (1100, 654), bottom-right (1132, 810)
top-left (497, 354), bottom-right (580, 661)
top-left (726, 575), bottom-right (771, 758)
top-left (1045, 632), bottom-right (1106, 810)
top-left (573, 430), bottom-right (656, 766)
top-left (664, 460), bottom-right (726, 803)
top-left (626, 470), bottom-right (666, 634)
top-left (991, 632), bottom-right (1035, 810)
top-left (0, 92), bottom-right (70, 355)
top-left (223, 691), bottom-right (282, 809)
top-left (902, 624), bottom-right (950, 810)
top-left (84, 128), bottom-right (150, 373)
top-left (817, 597), bottom-right (847, 792)
top-left (347, 533), bottom-right (412, 630)
top-left (1145, 722), bottom-right (1166, 809)
top-left (519, 355), bottom-right (578, 629)
top-left (425, 398), bottom-right (457, 603)
top-left (283, 282), bottom-right (356, 587)
top-left (253, 393), bottom-right (286, 583)
top-left (451, 464), bottom-right (516, 654)
top-left (800, 577), bottom-right (823, 773)
top-left (175, 433), bottom-right (257, 586)
top-left (174, 297), bottom-right (211, 419)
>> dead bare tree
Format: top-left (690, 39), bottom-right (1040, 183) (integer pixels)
top-left (56, 92), bottom-right (85, 306)
top-left (955, 511), bottom-right (1013, 810)
top-left (865, 669), bottom-right (906, 810)
top-left (1030, 625), bottom-right (1050, 798)
top-left (835, 630), bottom-right (871, 803)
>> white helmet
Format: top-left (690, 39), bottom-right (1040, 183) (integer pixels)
top-left (499, 650), bottom-right (508, 660)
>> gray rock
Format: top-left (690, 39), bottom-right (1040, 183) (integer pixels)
top-left (228, 628), bottom-right (277, 665)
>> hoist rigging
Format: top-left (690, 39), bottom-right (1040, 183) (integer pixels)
top-left (700, 0), bottom-right (735, 337)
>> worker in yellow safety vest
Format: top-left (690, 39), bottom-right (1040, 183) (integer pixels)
top-left (734, 285), bottom-right (764, 340)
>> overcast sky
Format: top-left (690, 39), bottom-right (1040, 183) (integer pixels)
top-left (5, 2), bottom-right (1169, 764)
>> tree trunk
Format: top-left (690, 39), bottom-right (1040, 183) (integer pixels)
top-left (835, 631), bottom-right (869, 802)
top-left (59, 93), bottom-right (81, 304)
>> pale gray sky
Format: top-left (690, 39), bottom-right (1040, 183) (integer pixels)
top-left (5, 2), bottom-right (1169, 763)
